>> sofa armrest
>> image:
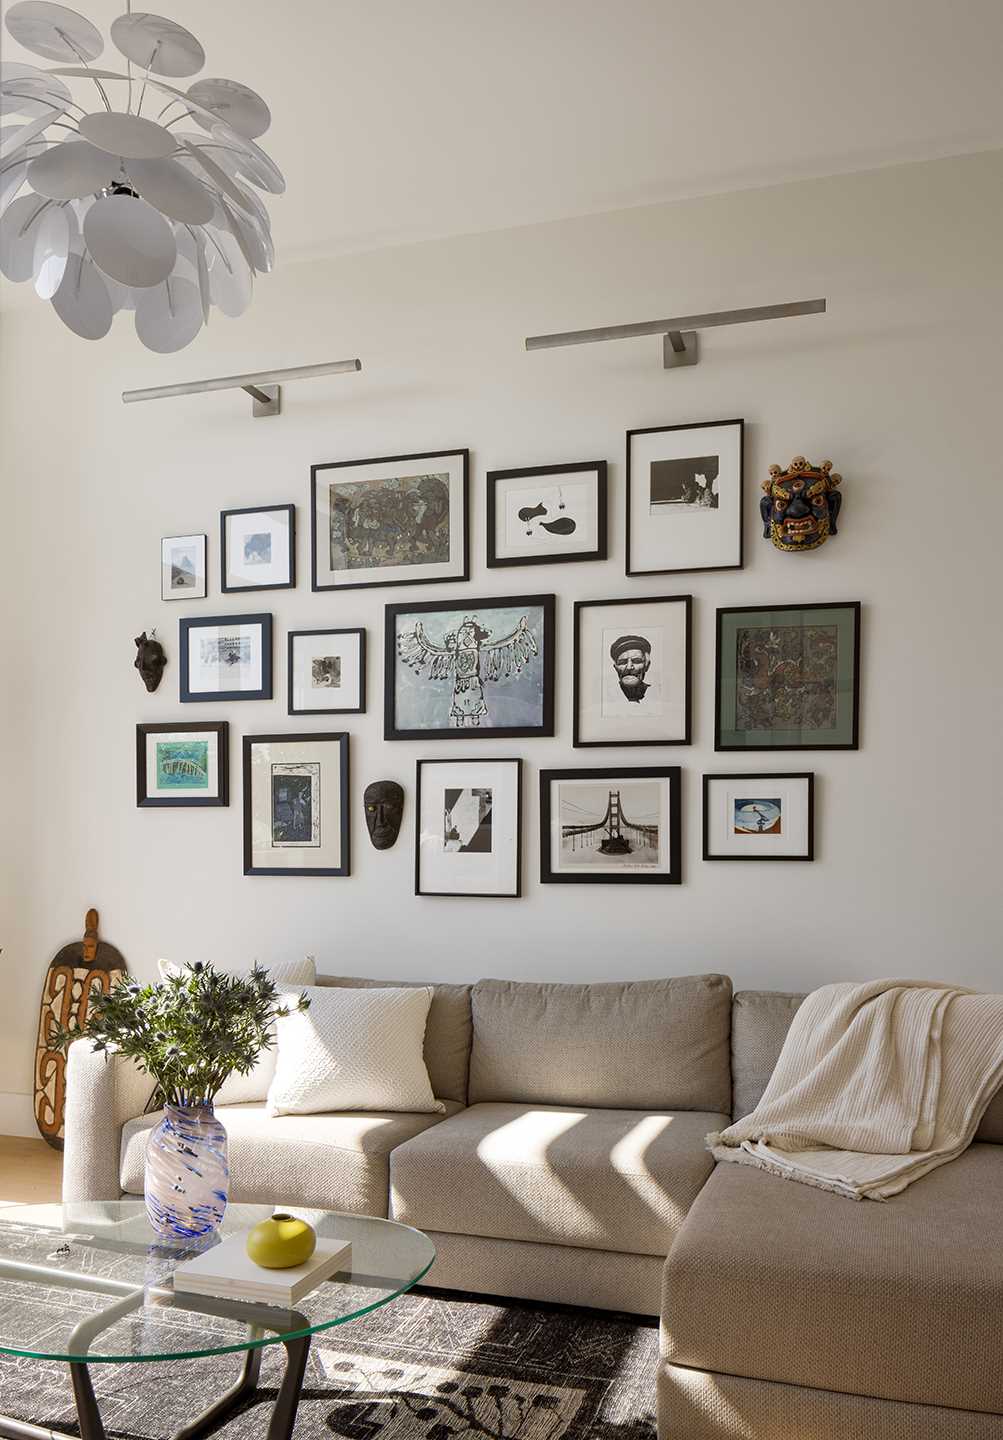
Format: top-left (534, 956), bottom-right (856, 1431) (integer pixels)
top-left (62, 1040), bottom-right (155, 1202)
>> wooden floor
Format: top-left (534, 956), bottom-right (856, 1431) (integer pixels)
top-left (0, 1135), bottom-right (63, 1203)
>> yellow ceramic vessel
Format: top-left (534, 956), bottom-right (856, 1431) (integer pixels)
top-left (245, 1212), bottom-right (317, 1269)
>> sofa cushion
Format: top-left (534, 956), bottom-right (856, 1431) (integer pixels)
top-left (468, 975), bottom-right (732, 1112)
top-left (390, 1101), bottom-right (729, 1256)
top-left (661, 1142), bottom-right (1003, 1415)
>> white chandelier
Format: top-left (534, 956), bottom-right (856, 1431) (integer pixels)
top-left (0, 2), bottom-right (282, 352)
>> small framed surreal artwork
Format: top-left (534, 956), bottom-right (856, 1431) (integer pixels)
top-left (574, 594), bottom-right (691, 746)
top-left (703, 772), bottom-right (814, 860)
top-left (221, 504), bottom-right (295, 592)
top-left (311, 449), bottom-right (469, 591)
top-left (540, 766), bottom-right (682, 885)
top-left (415, 757), bottom-right (522, 898)
top-left (243, 731), bottom-right (350, 877)
top-left (179, 613), bottom-right (273, 703)
top-left (288, 628), bottom-right (366, 715)
top-left (716, 601), bottom-right (861, 750)
top-left (136, 721), bottom-right (228, 808)
top-left (626, 418), bottom-right (744, 575)
top-left (161, 533), bottom-right (207, 600)
top-left (486, 461), bottom-right (607, 567)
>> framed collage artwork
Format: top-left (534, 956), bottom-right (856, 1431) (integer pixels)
top-left (180, 614), bottom-right (273, 703)
top-left (415, 758), bottom-right (522, 898)
top-left (486, 461), bottom-right (607, 567)
top-left (243, 732), bottom-right (350, 877)
top-left (573, 594), bottom-right (691, 746)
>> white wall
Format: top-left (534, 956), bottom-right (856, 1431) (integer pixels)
top-left (1, 151), bottom-right (1001, 1133)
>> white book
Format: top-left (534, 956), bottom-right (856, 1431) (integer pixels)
top-left (173, 1232), bottom-right (352, 1307)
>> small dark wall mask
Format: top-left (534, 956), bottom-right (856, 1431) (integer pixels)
top-left (134, 630), bottom-right (166, 693)
top-left (365, 780), bottom-right (404, 850)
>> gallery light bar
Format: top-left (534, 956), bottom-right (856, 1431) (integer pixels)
top-left (121, 359), bottom-right (364, 418)
top-left (525, 299), bottom-right (826, 370)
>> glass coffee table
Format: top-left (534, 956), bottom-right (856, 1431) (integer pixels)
top-left (0, 1201), bottom-right (434, 1440)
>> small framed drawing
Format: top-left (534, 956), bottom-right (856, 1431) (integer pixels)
top-left (161, 533), bottom-right (206, 600)
top-left (179, 613), bottom-right (272, 703)
top-left (486, 461), bottom-right (607, 567)
top-left (626, 419), bottom-right (743, 575)
top-left (243, 732), bottom-right (350, 877)
top-left (385, 593), bottom-right (555, 741)
top-left (136, 721), bottom-right (228, 808)
top-left (221, 504), bottom-right (295, 592)
top-left (716, 602), bottom-right (860, 750)
top-left (415, 758), bottom-right (522, 898)
top-left (574, 594), bottom-right (691, 746)
top-left (311, 449), bottom-right (468, 591)
top-left (703, 772), bottom-right (814, 861)
top-left (288, 628), bottom-right (365, 715)
top-left (540, 766), bottom-right (682, 885)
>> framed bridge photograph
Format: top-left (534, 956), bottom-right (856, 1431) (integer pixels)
top-left (539, 766), bottom-right (681, 884)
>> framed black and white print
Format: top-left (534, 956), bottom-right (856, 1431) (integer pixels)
top-left (136, 721), bottom-right (228, 808)
top-left (716, 602), bottom-right (860, 750)
top-left (703, 772), bottom-right (814, 860)
top-left (385, 593), bottom-right (555, 741)
top-left (311, 449), bottom-right (468, 591)
top-left (574, 594), bottom-right (691, 746)
top-left (221, 504), bottom-right (295, 592)
top-left (486, 462), bottom-right (607, 567)
top-left (415, 758), bottom-right (522, 897)
top-left (288, 628), bottom-right (365, 715)
top-left (180, 613), bottom-right (272, 702)
top-left (626, 419), bottom-right (743, 575)
top-left (243, 732), bottom-right (350, 877)
top-left (161, 533), bottom-right (206, 600)
top-left (540, 766), bottom-right (682, 884)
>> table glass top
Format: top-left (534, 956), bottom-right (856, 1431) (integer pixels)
top-left (0, 1201), bottom-right (434, 1364)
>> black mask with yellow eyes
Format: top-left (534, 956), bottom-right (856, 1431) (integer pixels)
top-left (760, 457), bottom-right (842, 552)
top-left (364, 780), bottom-right (404, 850)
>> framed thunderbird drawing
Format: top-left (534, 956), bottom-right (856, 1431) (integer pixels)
top-left (415, 758), bottom-right (522, 898)
top-left (288, 627), bottom-right (365, 715)
top-left (626, 418), bottom-right (744, 575)
top-left (221, 503), bottom-right (295, 592)
top-left (179, 614), bottom-right (273, 702)
top-left (574, 594), bottom-right (691, 746)
top-left (703, 772), bottom-right (814, 860)
top-left (311, 449), bottom-right (469, 591)
top-left (540, 766), bottom-right (682, 884)
top-left (136, 721), bottom-right (228, 808)
top-left (243, 732), bottom-right (350, 877)
top-left (486, 461), bottom-right (607, 567)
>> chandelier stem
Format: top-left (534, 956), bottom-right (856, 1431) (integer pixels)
top-left (59, 31), bottom-right (113, 111)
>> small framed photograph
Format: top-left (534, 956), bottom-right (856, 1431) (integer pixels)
top-left (385, 593), bottom-right (555, 741)
top-left (415, 758), bottom-right (522, 898)
top-left (703, 773), bottom-right (814, 860)
top-left (221, 504), bottom-right (295, 592)
top-left (540, 766), bottom-right (682, 885)
top-left (136, 721), bottom-right (228, 808)
top-left (574, 594), bottom-right (691, 746)
top-left (626, 419), bottom-right (743, 575)
top-left (180, 613), bottom-right (272, 703)
top-left (311, 449), bottom-right (468, 591)
top-left (161, 533), bottom-right (206, 600)
top-left (716, 602), bottom-right (860, 750)
top-left (486, 461), bottom-right (607, 567)
top-left (243, 732), bottom-right (350, 877)
top-left (288, 628), bottom-right (365, 715)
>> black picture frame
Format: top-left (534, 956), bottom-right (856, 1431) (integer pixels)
top-left (384, 592), bottom-right (556, 741)
top-left (573, 593), bottom-right (692, 747)
top-left (161, 532), bottom-right (207, 601)
top-left (287, 627), bottom-right (366, 715)
top-left (180, 613), bottom-right (273, 703)
top-left (242, 732), bottom-right (350, 877)
top-left (486, 461), bottom-right (607, 567)
top-left (702, 772), bottom-right (815, 860)
top-left (220, 504), bottom-right (296, 593)
top-left (539, 765), bottom-right (682, 885)
top-left (626, 418), bottom-right (744, 576)
top-left (415, 757), bottom-right (523, 898)
top-left (136, 721), bottom-right (228, 808)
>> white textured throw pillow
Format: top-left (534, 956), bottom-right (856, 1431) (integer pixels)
top-left (266, 985), bottom-right (444, 1117)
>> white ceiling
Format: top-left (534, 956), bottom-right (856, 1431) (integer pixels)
top-left (4, 0), bottom-right (1003, 261)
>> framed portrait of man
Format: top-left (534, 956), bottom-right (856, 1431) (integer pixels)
top-left (573, 594), bottom-right (691, 746)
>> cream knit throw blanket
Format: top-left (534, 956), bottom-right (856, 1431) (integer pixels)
top-left (709, 979), bottom-right (1003, 1200)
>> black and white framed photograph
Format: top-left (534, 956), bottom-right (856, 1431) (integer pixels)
top-left (243, 732), bottom-right (350, 877)
top-left (703, 772), bottom-right (814, 860)
top-left (179, 613), bottom-right (272, 703)
top-left (161, 533), bottom-right (206, 600)
top-left (221, 504), bottom-right (295, 592)
top-left (626, 419), bottom-right (744, 575)
top-left (574, 594), bottom-right (691, 746)
top-left (288, 628), bottom-right (365, 715)
top-left (415, 758), bottom-right (522, 897)
top-left (486, 461), bottom-right (607, 567)
top-left (385, 593), bottom-right (555, 741)
top-left (136, 721), bottom-right (228, 808)
top-left (311, 449), bottom-right (468, 591)
top-left (540, 766), bottom-right (682, 884)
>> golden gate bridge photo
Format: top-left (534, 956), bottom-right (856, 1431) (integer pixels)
top-left (561, 787), bottom-right (659, 860)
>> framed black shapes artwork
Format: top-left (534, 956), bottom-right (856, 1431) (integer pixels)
top-left (179, 613), bottom-right (273, 703)
top-left (221, 504), bottom-right (295, 592)
top-left (540, 765), bottom-right (682, 885)
top-left (136, 721), bottom-right (228, 808)
top-left (715, 601), bottom-right (861, 750)
top-left (288, 628), bottom-right (366, 716)
top-left (385, 593), bottom-right (556, 741)
top-left (703, 772), bottom-right (814, 860)
top-left (574, 594), bottom-right (692, 747)
top-left (415, 758), bottom-right (522, 898)
top-left (311, 449), bottom-right (469, 592)
top-left (626, 418), bottom-right (744, 576)
top-left (243, 731), bottom-right (350, 877)
top-left (161, 533), bottom-right (206, 600)
top-left (486, 461), bottom-right (607, 567)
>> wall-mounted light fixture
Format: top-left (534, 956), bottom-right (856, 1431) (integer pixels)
top-left (122, 358), bottom-right (363, 417)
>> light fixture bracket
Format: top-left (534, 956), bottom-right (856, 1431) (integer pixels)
top-left (663, 331), bottom-right (699, 369)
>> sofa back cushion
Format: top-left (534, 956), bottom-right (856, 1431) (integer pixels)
top-left (468, 974), bottom-right (732, 1112)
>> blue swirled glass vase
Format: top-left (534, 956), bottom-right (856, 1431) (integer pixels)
top-left (145, 1104), bottom-right (229, 1239)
